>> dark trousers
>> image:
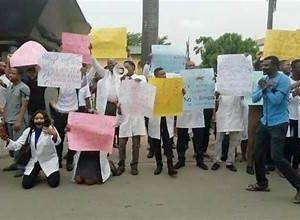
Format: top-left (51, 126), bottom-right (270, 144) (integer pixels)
top-left (254, 122), bottom-right (300, 189)
top-left (150, 117), bottom-right (174, 163)
top-left (203, 108), bottom-right (213, 153)
top-left (285, 119), bottom-right (300, 170)
top-left (105, 102), bottom-right (119, 146)
top-left (176, 127), bottom-right (205, 163)
top-left (118, 136), bottom-right (140, 166)
top-left (22, 163), bottom-right (60, 189)
top-left (53, 112), bottom-right (75, 166)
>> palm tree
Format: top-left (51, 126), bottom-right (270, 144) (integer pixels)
top-left (267, 0), bottom-right (277, 29)
top-left (141, 0), bottom-right (159, 66)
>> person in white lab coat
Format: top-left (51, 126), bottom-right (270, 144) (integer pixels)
top-left (285, 59), bottom-right (300, 172)
top-left (148, 67), bottom-right (178, 176)
top-left (0, 110), bottom-right (61, 189)
top-left (116, 61), bottom-right (147, 176)
top-left (211, 93), bottom-right (244, 172)
top-left (174, 63), bottom-right (208, 170)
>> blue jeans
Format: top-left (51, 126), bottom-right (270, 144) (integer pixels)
top-left (254, 122), bottom-right (300, 190)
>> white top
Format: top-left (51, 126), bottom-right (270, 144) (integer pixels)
top-left (107, 79), bottom-right (118, 102)
top-left (176, 110), bottom-right (205, 128)
top-left (78, 85), bottom-right (91, 107)
top-left (216, 95), bottom-right (243, 132)
top-left (118, 74), bottom-right (147, 138)
top-left (148, 116), bottom-right (174, 139)
top-left (56, 87), bottom-right (78, 113)
top-left (289, 78), bottom-right (299, 120)
top-left (6, 126), bottom-right (61, 177)
top-left (0, 74), bottom-right (11, 108)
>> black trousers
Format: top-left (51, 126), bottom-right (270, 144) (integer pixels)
top-left (285, 119), bottom-right (300, 169)
top-left (105, 102), bottom-right (119, 146)
top-left (150, 117), bottom-right (174, 163)
top-left (52, 111), bottom-right (75, 165)
top-left (176, 127), bottom-right (205, 163)
top-left (202, 108), bottom-right (213, 153)
top-left (22, 162), bottom-right (60, 189)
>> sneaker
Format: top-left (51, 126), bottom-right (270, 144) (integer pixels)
top-left (226, 164), bottom-right (237, 172)
top-left (211, 163), bottom-right (220, 171)
top-left (116, 166), bottom-right (125, 176)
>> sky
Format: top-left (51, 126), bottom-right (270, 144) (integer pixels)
top-left (77, 0), bottom-right (300, 64)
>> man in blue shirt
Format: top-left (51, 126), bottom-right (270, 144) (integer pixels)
top-left (246, 56), bottom-right (300, 204)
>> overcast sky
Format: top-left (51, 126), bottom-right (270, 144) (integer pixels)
top-left (77, 0), bottom-right (300, 63)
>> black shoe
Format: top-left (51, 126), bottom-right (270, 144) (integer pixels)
top-left (63, 154), bottom-right (67, 160)
top-left (167, 159), bottom-right (177, 176)
top-left (267, 165), bottom-right (275, 172)
top-left (197, 162), bottom-right (208, 170)
top-left (246, 166), bottom-right (254, 175)
top-left (66, 163), bottom-right (74, 171)
top-left (9, 150), bottom-right (14, 158)
top-left (174, 161), bottom-right (185, 169)
top-left (226, 164), bottom-right (237, 172)
top-left (3, 163), bottom-right (18, 171)
top-left (154, 164), bottom-right (163, 175)
top-left (147, 151), bottom-right (154, 158)
top-left (14, 169), bottom-right (24, 178)
top-left (211, 163), bottom-right (220, 171)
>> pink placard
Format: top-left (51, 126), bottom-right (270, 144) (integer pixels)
top-left (10, 41), bottom-right (47, 67)
top-left (62, 32), bottom-right (91, 64)
top-left (67, 112), bottom-right (116, 153)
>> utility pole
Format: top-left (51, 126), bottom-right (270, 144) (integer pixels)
top-left (141, 0), bottom-right (159, 66)
top-left (267, 0), bottom-right (276, 29)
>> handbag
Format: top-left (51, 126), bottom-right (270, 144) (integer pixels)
top-left (14, 129), bottom-right (33, 166)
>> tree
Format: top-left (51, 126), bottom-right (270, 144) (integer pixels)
top-left (127, 32), bottom-right (142, 46)
top-left (142, 0), bottom-right (159, 66)
top-left (194, 33), bottom-right (259, 69)
top-left (158, 35), bottom-right (171, 45)
top-left (127, 32), bottom-right (171, 46)
top-left (267, 0), bottom-right (277, 29)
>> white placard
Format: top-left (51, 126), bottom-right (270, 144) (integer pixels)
top-left (216, 54), bottom-right (253, 96)
top-left (38, 52), bottom-right (82, 88)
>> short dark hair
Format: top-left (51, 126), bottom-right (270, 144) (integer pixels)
top-left (124, 60), bottom-right (136, 71)
top-left (263, 56), bottom-right (280, 68)
top-left (291, 59), bottom-right (300, 68)
top-left (29, 110), bottom-right (52, 129)
top-left (154, 67), bottom-right (164, 75)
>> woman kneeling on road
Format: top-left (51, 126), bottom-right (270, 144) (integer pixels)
top-left (0, 110), bottom-right (61, 189)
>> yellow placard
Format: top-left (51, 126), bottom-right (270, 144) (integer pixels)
top-left (90, 27), bottom-right (127, 59)
top-left (148, 78), bottom-right (183, 116)
top-left (263, 30), bottom-right (300, 60)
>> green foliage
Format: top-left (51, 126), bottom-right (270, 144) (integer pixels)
top-left (193, 33), bottom-right (259, 69)
top-left (127, 32), bottom-right (142, 46)
top-left (127, 32), bottom-right (171, 46)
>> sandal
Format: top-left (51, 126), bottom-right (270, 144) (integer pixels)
top-left (246, 184), bottom-right (270, 192)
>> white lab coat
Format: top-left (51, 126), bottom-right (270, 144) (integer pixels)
top-left (91, 59), bottom-right (121, 115)
top-left (241, 98), bottom-right (249, 140)
top-left (216, 95), bottom-right (243, 132)
top-left (118, 74), bottom-right (147, 138)
top-left (72, 151), bottom-right (111, 183)
top-left (6, 127), bottom-right (61, 177)
top-left (148, 116), bottom-right (174, 139)
top-left (176, 110), bottom-right (205, 128)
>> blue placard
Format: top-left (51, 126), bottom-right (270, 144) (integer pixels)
top-left (245, 71), bottom-right (264, 105)
top-left (151, 45), bottom-right (186, 73)
top-left (180, 68), bottom-right (215, 110)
